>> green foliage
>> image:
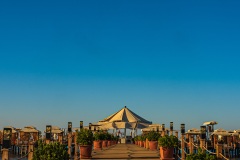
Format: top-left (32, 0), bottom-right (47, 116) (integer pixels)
top-left (186, 148), bottom-right (217, 160)
top-left (76, 129), bottom-right (93, 145)
top-left (146, 131), bottom-right (160, 141)
top-left (33, 140), bottom-right (69, 160)
top-left (134, 135), bottom-right (140, 141)
top-left (93, 131), bottom-right (105, 141)
top-left (158, 135), bottom-right (178, 148)
top-left (139, 134), bottom-right (146, 141)
top-left (103, 132), bottom-right (111, 140)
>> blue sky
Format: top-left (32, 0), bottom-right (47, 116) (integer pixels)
top-left (0, 0), bottom-right (240, 132)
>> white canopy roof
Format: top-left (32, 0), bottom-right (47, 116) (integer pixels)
top-left (99, 106), bottom-right (152, 124)
top-left (98, 106), bottom-right (152, 129)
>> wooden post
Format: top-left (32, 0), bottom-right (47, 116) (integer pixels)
top-left (28, 142), bottom-right (34, 160)
top-left (200, 139), bottom-right (206, 153)
top-left (216, 143), bottom-right (223, 159)
top-left (58, 133), bottom-right (63, 144)
top-left (213, 135), bottom-right (218, 149)
top-left (161, 131), bottom-right (165, 136)
top-left (189, 135), bottom-right (193, 154)
top-left (74, 132), bottom-right (78, 160)
top-left (45, 140), bottom-right (50, 144)
top-left (68, 132), bottom-right (72, 156)
top-left (175, 131), bottom-right (178, 139)
top-left (1, 149), bottom-right (9, 160)
top-left (181, 134), bottom-right (185, 160)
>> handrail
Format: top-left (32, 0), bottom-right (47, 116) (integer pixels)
top-left (202, 145), bottom-right (216, 155)
top-left (220, 153), bottom-right (229, 160)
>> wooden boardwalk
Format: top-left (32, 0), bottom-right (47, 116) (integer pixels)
top-left (91, 144), bottom-right (160, 159)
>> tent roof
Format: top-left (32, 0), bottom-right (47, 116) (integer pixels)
top-left (99, 106), bottom-right (152, 124)
top-left (20, 126), bottom-right (39, 133)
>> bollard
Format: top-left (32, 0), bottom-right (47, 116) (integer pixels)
top-left (28, 142), bottom-right (34, 160)
top-left (2, 148), bottom-right (9, 160)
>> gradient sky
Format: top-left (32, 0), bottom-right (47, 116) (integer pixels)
top-left (0, 0), bottom-right (240, 132)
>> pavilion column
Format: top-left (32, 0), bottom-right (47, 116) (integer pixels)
top-left (124, 128), bottom-right (126, 138)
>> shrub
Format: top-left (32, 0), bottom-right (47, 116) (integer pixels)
top-left (158, 135), bottom-right (178, 148)
top-left (186, 148), bottom-right (217, 160)
top-left (76, 129), bottom-right (93, 145)
top-left (33, 140), bottom-right (69, 160)
top-left (147, 131), bottom-right (160, 141)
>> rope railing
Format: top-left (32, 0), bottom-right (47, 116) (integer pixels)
top-left (220, 153), bottom-right (229, 160)
top-left (191, 142), bottom-right (198, 148)
top-left (202, 145), bottom-right (216, 155)
top-left (182, 148), bottom-right (190, 156)
top-left (183, 139), bottom-right (189, 144)
top-left (177, 154), bottom-right (182, 160)
top-left (17, 150), bottom-right (32, 159)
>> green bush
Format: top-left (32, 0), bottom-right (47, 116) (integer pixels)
top-left (158, 135), bottom-right (178, 148)
top-left (134, 135), bottom-right (139, 141)
top-left (33, 140), bottom-right (69, 160)
top-left (146, 131), bottom-right (160, 141)
top-left (186, 148), bottom-right (217, 160)
top-left (76, 129), bottom-right (93, 145)
top-left (93, 131), bottom-right (105, 141)
top-left (103, 132), bottom-right (111, 140)
top-left (139, 134), bottom-right (146, 141)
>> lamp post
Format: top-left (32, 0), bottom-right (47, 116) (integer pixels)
top-left (80, 121), bottom-right (83, 130)
top-left (46, 125), bottom-right (52, 144)
top-left (2, 128), bottom-right (12, 160)
top-left (181, 124), bottom-right (185, 160)
top-left (170, 122), bottom-right (173, 135)
top-left (68, 122), bottom-right (72, 133)
top-left (89, 123), bottom-right (92, 130)
top-left (162, 124), bottom-right (165, 136)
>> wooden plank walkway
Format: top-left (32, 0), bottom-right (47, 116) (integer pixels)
top-left (91, 144), bottom-right (160, 159)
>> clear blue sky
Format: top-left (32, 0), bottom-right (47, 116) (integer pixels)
top-left (0, 0), bottom-right (240, 132)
